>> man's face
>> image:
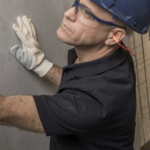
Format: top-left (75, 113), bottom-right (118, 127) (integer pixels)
top-left (57, 0), bottom-right (114, 47)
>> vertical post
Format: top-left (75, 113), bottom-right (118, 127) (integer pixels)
top-left (123, 36), bottom-right (141, 150)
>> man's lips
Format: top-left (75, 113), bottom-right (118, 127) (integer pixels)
top-left (62, 23), bottom-right (71, 32)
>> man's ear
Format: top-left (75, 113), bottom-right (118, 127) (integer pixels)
top-left (105, 28), bottom-right (126, 46)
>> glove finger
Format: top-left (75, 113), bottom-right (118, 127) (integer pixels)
top-left (10, 45), bottom-right (28, 67)
top-left (13, 24), bottom-right (20, 34)
top-left (29, 18), bottom-right (37, 40)
top-left (11, 45), bottom-right (20, 52)
top-left (18, 16), bottom-right (28, 36)
top-left (22, 15), bottom-right (32, 36)
top-left (17, 16), bottom-right (23, 29)
top-left (10, 45), bottom-right (24, 58)
top-left (13, 24), bottom-right (24, 43)
top-left (11, 45), bottom-right (38, 70)
top-left (17, 16), bottom-right (28, 36)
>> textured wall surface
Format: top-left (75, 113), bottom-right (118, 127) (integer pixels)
top-left (129, 30), bottom-right (150, 149)
top-left (0, 0), bottom-right (72, 149)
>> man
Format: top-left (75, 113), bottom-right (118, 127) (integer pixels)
top-left (0, 0), bottom-right (150, 149)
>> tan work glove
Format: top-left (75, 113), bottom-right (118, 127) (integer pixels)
top-left (11, 15), bottom-right (53, 77)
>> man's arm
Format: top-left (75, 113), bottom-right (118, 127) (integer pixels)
top-left (44, 57), bottom-right (79, 87)
top-left (0, 95), bottom-right (45, 133)
top-left (44, 64), bottom-right (63, 87)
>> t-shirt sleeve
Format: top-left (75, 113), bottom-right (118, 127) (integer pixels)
top-left (33, 89), bottom-right (108, 136)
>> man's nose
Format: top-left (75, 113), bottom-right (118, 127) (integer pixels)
top-left (64, 7), bottom-right (76, 22)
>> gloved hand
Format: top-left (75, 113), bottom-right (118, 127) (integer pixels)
top-left (11, 15), bottom-right (53, 77)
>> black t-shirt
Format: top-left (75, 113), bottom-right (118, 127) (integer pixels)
top-left (33, 47), bottom-right (136, 150)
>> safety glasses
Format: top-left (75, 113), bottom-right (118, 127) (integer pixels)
top-left (72, 0), bottom-right (126, 30)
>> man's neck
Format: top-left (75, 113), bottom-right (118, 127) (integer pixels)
top-left (74, 44), bottom-right (120, 64)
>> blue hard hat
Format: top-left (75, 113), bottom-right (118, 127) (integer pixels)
top-left (90, 0), bottom-right (150, 34)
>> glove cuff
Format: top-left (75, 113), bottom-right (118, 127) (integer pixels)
top-left (33, 59), bottom-right (53, 77)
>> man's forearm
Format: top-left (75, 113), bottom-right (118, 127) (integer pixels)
top-left (44, 64), bottom-right (63, 87)
top-left (0, 95), bottom-right (45, 133)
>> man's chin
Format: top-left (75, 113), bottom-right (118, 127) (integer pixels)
top-left (56, 28), bottom-right (74, 46)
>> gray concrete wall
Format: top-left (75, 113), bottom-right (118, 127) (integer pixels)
top-left (0, 0), bottom-right (72, 149)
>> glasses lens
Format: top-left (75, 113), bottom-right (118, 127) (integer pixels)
top-left (75, 5), bottom-right (100, 28)
top-left (70, 1), bottom-right (125, 29)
